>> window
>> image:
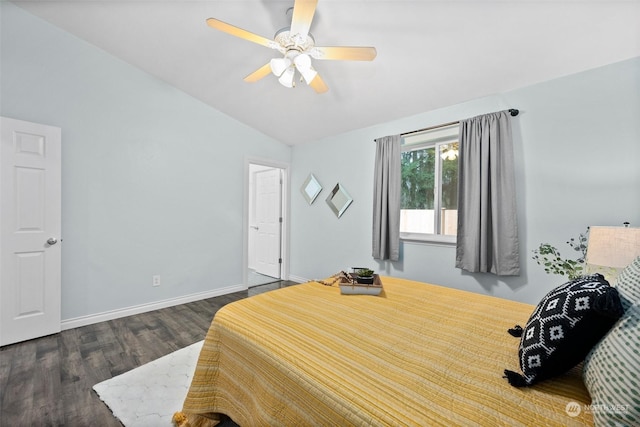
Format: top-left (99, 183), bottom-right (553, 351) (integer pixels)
top-left (400, 124), bottom-right (459, 244)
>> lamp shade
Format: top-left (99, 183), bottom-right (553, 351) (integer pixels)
top-left (586, 226), bottom-right (640, 269)
top-left (293, 53), bottom-right (311, 70)
top-left (270, 57), bottom-right (291, 77)
top-left (293, 53), bottom-right (317, 84)
top-left (278, 66), bottom-right (295, 88)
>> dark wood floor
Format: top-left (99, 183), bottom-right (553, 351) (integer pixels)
top-left (0, 281), bottom-right (297, 427)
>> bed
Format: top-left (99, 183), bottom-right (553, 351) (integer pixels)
top-left (174, 276), bottom-right (594, 426)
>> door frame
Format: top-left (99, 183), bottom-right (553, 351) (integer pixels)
top-left (243, 157), bottom-right (290, 286)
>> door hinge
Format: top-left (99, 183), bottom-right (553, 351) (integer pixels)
top-left (279, 217), bottom-right (283, 223)
top-left (279, 258), bottom-right (282, 264)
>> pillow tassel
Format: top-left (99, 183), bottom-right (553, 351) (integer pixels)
top-left (507, 325), bottom-right (523, 337)
top-left (172, 412), bottom-right (190, 427)
top-left (503, 370), bottom-right (528, 387)
top-left (593, 288), bottom-right (624, 318)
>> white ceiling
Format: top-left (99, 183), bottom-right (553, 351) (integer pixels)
top-left (12, 0), bottom-right (640, 146)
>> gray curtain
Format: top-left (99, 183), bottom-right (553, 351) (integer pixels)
top-left (372, 135), bottom-right (401, 261)
top-left (455, 111), bottom-right (520, 275)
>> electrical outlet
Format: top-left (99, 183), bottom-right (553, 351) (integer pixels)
top-left (152, 275), bottom-right (161, 287)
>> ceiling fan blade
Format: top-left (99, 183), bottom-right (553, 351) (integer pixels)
top-left (309, 74), bottom-right (328, 94)
top-left (244, 63), bottom-right (273, 83)
top-left (206, 18), bottom-right (275, 49)
top-left (290, 0), bottom-right (318, 39)
top-left (312, 46), bottom-right (377, 61)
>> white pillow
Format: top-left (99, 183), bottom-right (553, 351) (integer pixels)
top-left (612, 255), bottom-right (640, 310)
top-left (583, 303), bottom-right (640, 426)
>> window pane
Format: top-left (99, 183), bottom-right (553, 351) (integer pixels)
top-left (400, 141), bottom-right (459, 237)
top-left (440, 151), bottom-right (458, 236)
top-left (400, 147), bottom-right (435, 234)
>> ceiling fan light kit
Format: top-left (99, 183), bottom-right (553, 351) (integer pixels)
top-left (278, 66), bottom-right (296, 88)
top-left (270, 57), bottom-right (292, 77)
top-left (270, 51), bottom-right (318, 88)
top-left (206, 0), bottom-right (376, 94)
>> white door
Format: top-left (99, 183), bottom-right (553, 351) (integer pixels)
top-left (1, 117), bottom-right (61, 346)
top-left (255, 168), bottom-right (282, 278)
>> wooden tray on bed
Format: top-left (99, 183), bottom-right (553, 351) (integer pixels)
top-left (339, 274), bottom-right (383, 295)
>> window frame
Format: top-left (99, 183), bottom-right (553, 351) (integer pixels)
top-left (400, 124), bottom-right (459, 246)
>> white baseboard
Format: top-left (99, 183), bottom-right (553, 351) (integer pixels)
top-left (288, 274), bottom-right (310, 283)
top-left (61, 284), bottom-right (247, 331)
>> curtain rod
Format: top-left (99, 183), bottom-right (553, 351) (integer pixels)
top-left (400, 108), bottom-right (519, 137)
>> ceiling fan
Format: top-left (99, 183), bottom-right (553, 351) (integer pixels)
top-left (206, 0), bottom-right (377, 94)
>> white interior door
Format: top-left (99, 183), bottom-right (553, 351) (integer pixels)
top-left (1, 117), bottom-right (61, 346)
top-left (255, 168), bottom-right (282, 278)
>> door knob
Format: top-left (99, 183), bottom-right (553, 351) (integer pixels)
top-left (47, 237), bottom-right (58, 245)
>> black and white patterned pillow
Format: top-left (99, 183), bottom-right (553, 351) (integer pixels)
top-left (504, 274), bottom-right (623, 387)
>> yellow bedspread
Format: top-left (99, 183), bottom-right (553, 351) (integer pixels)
top-left (176, 277), bottom-right (593, 426)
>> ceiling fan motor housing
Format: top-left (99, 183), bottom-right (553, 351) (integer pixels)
top-left (274, 27), bottom-right (315, 53)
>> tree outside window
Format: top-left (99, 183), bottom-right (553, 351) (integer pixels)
top-left (400, 125), bottom-right (458, 241)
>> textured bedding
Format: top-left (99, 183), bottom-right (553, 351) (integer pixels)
top-left (176, 276), bottom-right (593, 426)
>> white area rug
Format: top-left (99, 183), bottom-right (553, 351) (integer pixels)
top-left (93, 341), bottom-right (203, 426)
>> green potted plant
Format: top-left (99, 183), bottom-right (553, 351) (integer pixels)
top-left (532, 228), bottom-right (588, 280)
top-left (355, 268), bottom-right (375, 285)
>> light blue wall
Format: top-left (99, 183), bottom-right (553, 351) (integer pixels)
top-left (290, 57), bottom-right (640, 305)
top-left (2, 2), bottom-right (638, 319)
top-left (1, 3), bottom-right (291, 320)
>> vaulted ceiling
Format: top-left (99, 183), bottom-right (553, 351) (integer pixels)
top-left (12, 0), bottom-right (640, 145)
